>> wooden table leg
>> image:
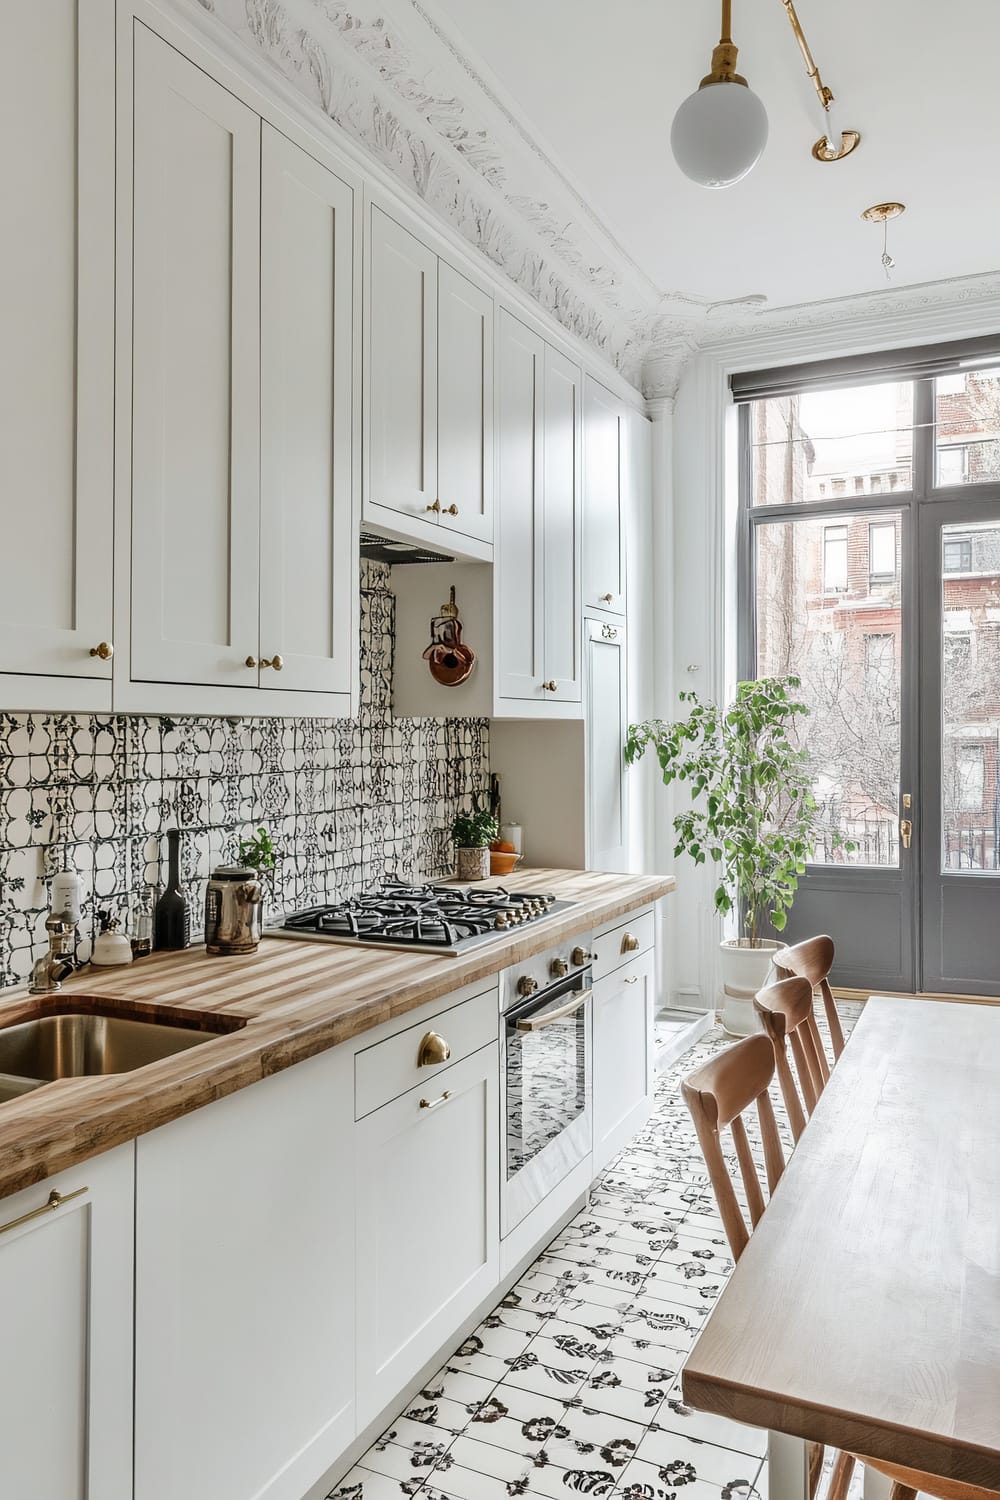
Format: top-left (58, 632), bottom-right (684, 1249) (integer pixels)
top-left (768, 1432), bottom-right (811, 1500)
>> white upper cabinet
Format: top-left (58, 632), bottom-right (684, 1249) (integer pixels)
top-left (129, 24), bottom-right (262, 692)
top-left (438, 261), bottom-right (495, 546)
top-left (367, 206), bottom-right (439, 527)
top-left (259, 124), bottom-right (357, 706)
top-left (124, 26), bottom-right (358, 714)
top-left (583, 378), bottom-right (627, 616)
top-left (365, 205), bottom-right (494, 558)
top-left (542, 346), bottom-right (583, 703)
top-left (0, 1), bottom-right (115, 708)
top-left (495, 311), bottom-right (582, 715)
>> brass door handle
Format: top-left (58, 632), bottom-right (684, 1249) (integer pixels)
top-left (443, 504), bottom-right (459, 516)
top-left (599, 593), bottom-right (614, 603)
top-left (419, 1090), bottom-right (452, 1111)
top-left (0, 1185), bottom-right (88, 1238)
top-left (542, 680), bottom-right (558, 692)
top-left (517, 988), bottom-right (592, 1032)
top-left (89, 641), bottom-right (114, 660)
top-left (425, 499), bottom-right (441, 513)
top-left (900, 818), bottom-right (913, 850)
top-left (260, 654), bottom-right (284, 671)
top-left (621, 932), bottom-right (640, 953)
top-left (417, 1030), bottom-right (451, 1067)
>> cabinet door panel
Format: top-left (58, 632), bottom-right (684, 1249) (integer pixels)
top-left (367, 207), bottom-right (438, 521)
top-left (543, 347), bottom-right (582, 702)
top-left (593, 950), bottom-right (654, 1173)
top-left (259, 125), bottom-right (356, 703)
top-left (0, 1), bottom-right (114, 689)
top-left (0, 1145), bottom-right (133, 1500)
top-left (586, 618), bottom-right (628, 871)
top-left (583, 380), bottom-right (626, 615)
top-left (438, 262), bottom-right (494, 545)
top-left (130, 25), bottom-right (261, 688)
top-left (496, 311), bottom-right (544, 701)
top-left (135, 1047), bottom-right (355, 1500)
top-left (356, 1043), bottom-right (500, 1427)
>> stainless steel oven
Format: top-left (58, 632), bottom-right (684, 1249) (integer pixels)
top-left (500, 941), bottom-right (593, 1237)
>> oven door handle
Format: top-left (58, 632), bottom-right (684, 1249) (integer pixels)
top-left (516, 988), bottom-right (592, 1032)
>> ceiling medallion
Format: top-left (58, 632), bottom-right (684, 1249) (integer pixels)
top-left (862, 202), bottom-right (906, 279)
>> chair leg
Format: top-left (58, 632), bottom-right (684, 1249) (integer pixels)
top-left (807, 1441), bottom-right (825, 1500)
top-left (826, 1451), bottom-right (856, 1500)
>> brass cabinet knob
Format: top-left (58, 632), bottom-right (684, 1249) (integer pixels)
top-left (245, 655), bottom-right (258, 669)
top-left (571, 946), bottom-right (594, 966)
top-left (443, 504), bottom-right (459, 516)
top-left (542, 680), bottom-right (558, 692)
top-left (417, 1030), bottom-right (451, 1067)
top-left (599, 593), bottom-right (614, 603)
top-left (89, 641), bottom-right (114, 661)
top-left (516, 975), bottom-right (539, 998)
top-left (260, 654), bottom-right (284, 671)
top-left (425, 499), bottom-right (441, 513)
top-left (550, 957), bottom-right (569, 979)
top-left (621, 932), bottom-right (640, 953)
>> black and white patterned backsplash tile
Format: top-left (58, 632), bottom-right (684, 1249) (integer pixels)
top-left (0, 562), bottom-right (490, 990)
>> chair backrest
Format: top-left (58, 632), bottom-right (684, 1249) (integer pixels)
top-left (773, 934), bottom-right (846, 1060)
top-left (681, 1034), bottom-right (786, 1261)
top-left (754, 976), bottom-right (829, 1142)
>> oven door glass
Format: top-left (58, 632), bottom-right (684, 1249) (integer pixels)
top-left (505, 975), bottom-right (591, 1180)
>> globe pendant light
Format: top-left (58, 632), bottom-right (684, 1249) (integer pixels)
top-left (671, 0), bottom-right (768, 188)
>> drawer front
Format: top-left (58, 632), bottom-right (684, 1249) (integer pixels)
top-left (592, 908), bottom-right (655, 979)
top-left (355, 985), bottom-right (497, 1119)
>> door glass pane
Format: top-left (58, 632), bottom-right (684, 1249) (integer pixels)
top-left (941, 520), bottom-right (1000, 870)
top-left (749, 383), bottom-right (914, 505)
top-left (755, 510), bottom-right (903, 865)
top-left (935, 368), bottom-right (1000, 485)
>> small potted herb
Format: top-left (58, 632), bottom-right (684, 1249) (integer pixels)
top-left (451, 810), bottom-right (499, 882)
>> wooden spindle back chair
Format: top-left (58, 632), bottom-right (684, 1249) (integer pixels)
top-left (681, 1034), bottom-right (786, 1263)
top-left (773, 933), bottom-right (845, 1061)
top-left (754, 976), bottom-right (830, 1142)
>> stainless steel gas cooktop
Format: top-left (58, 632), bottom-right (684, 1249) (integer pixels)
top-left (267, 882), bottom-right (575, 957)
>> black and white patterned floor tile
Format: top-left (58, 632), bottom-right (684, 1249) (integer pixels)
top-left (328, 1003), bottom-right (866, 1500)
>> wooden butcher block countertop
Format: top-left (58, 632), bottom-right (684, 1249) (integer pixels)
top-left (0, 867), bottom-right (674, 1201)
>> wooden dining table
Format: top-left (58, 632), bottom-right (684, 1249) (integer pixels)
top-left (681, 995), bottom-right (1000, 1500)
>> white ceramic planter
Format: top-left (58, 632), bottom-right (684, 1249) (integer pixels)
top-left (719, 938), bottom-right (785, 1037)
top-left (456, 846), bottom-right (490, 881)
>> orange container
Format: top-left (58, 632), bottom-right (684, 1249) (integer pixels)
top-left (489, 850), bottom-right (520, 876)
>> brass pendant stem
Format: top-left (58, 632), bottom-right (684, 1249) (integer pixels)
top-left (780, 0), bottom-right (831, 111)
top-left (702, 0), bottom-right (747, 87)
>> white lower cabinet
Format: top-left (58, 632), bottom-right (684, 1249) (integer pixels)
top-left (133, 1046), bottom-right (356, 1500)
top-left (0, 1144), bottom-right (133, 1500)
top-left (355, 1043), bottom-right (500, 1427)
top-left (592, 949), bottom-right (655, 1174)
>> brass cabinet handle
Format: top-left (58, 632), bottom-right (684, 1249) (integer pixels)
top-left (425, 499), bottom-right (441, 513)
top-left (599, 593), bottom-right (614, 603)
top-left (89, 642), bottom-right (114, 660)
top-left (417, 1030), bottom-right (451, 1067)
top-left (260, 654), bottom-right (284, 671)
top-left (245, 655), bottom-right (258, 669)
top-left (621, 932), bottom-right (640, 953)
top-left (0, 1185), bottom-right (88, 1238)
top-left (542, 679), bottom-right (558, 692)
top-left (419, 1090), bottom-right (452, 1111)
top-left (443, 504), bottom-right (459, 516)
top-left (900, 818), bottom-right (913, 850)
top-left (624, 975), bottom-right (640, 985)
top-left (517, 988), bottom-right (592, 1032)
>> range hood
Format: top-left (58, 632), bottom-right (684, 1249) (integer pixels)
top-left (359, 529), bottom-right (455, 566)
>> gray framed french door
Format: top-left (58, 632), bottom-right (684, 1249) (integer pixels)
top-left (738, 353), bottom-right (1000, 995)
top-left (918, 498), bottom-right (1000, 995)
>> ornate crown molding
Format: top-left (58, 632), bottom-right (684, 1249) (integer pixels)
top-left (192, 0), bottom-right (1000, 400)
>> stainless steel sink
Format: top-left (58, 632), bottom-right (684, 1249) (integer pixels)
top-left (0, 1008), bottom-right (229, 1098)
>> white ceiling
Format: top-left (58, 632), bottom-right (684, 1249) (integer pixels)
top-left (422, 0), bottom-right (1000, 311)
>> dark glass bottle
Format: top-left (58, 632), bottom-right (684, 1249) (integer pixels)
top-left (153, 828), bottom-right (191, 950)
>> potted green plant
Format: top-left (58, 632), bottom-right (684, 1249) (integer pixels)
top-left (451, 809), bottom-right (499, 882)
top-left (625, 676), bottom-right (849, 1035)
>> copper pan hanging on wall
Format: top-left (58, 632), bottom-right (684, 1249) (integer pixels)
top-left (423, 585), bottom-right (477, 687)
